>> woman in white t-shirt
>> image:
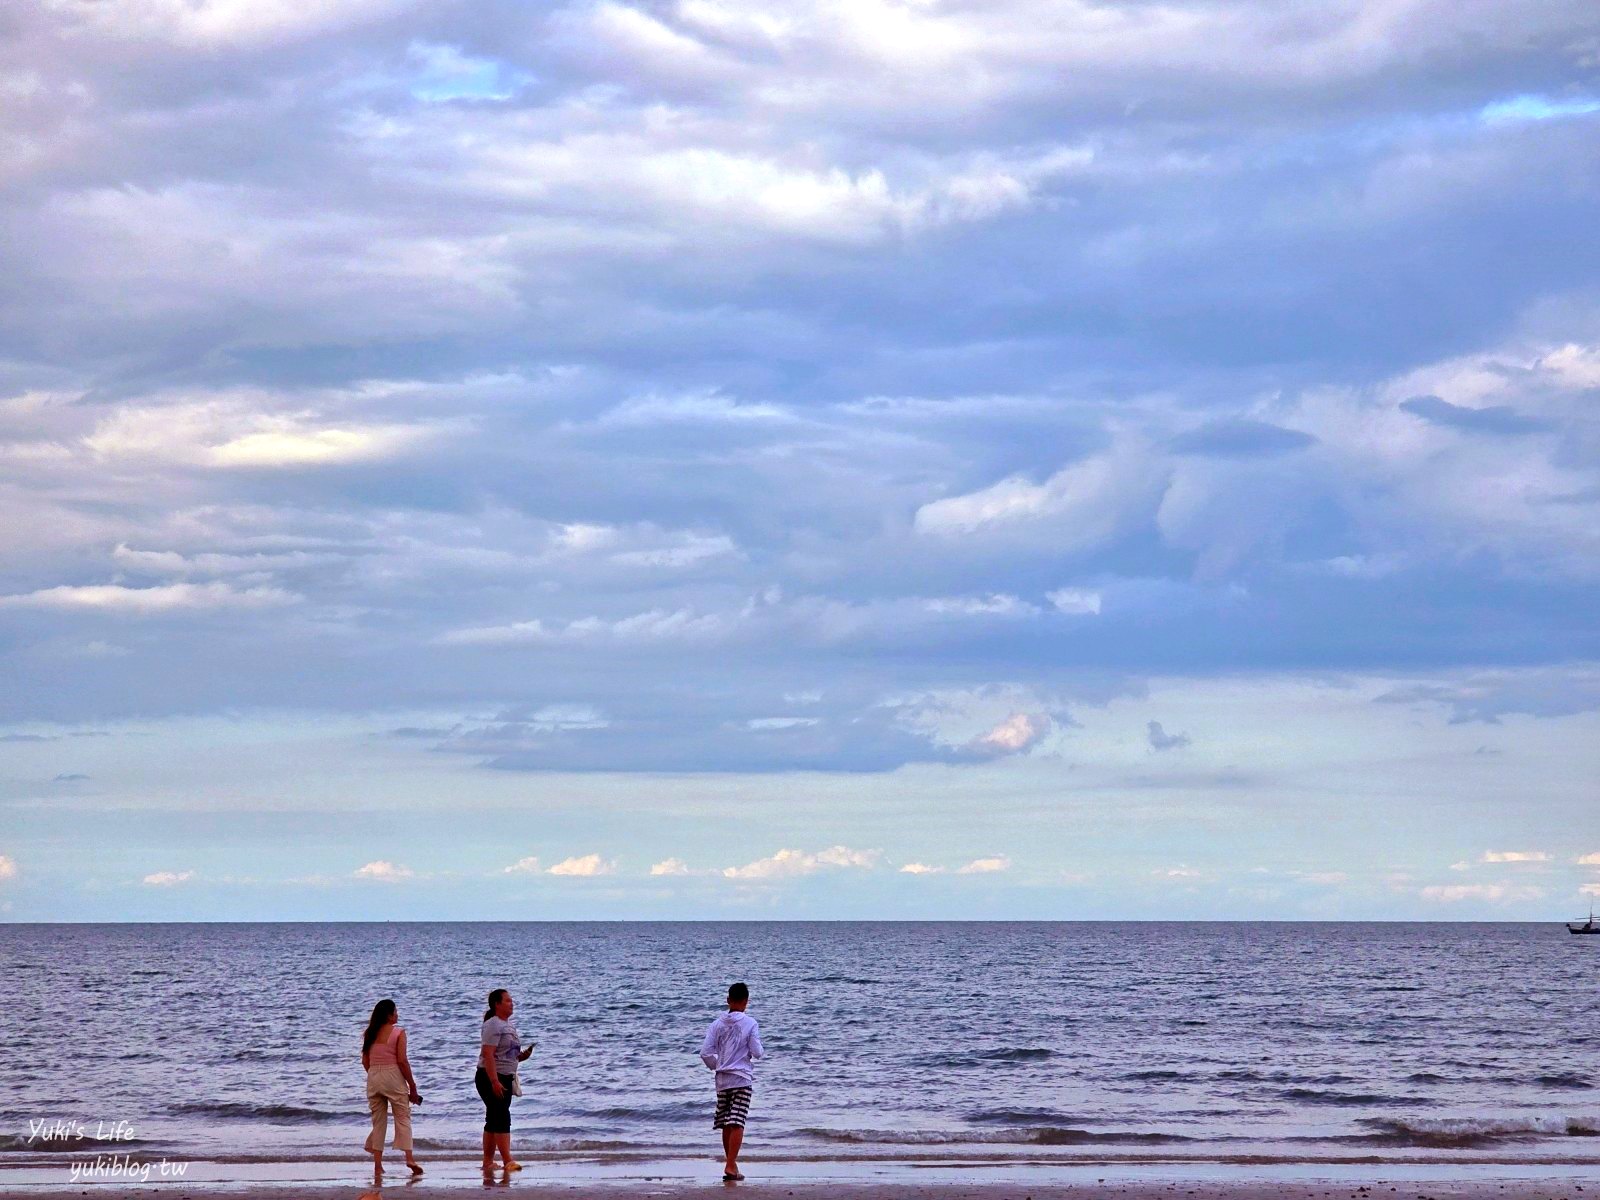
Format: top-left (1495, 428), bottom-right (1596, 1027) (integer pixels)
top-left (475, 988), bottom-right (534, 1175)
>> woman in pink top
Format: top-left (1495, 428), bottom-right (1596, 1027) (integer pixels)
top-left (361, 999), bottom-right (423, 1176)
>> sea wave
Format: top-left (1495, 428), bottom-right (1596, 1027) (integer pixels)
top-left (1279, 1088), bottom-right (1429, 1107)
top-left (800, 1126), bottom-right (1196, 1146)
top-left (911, 1047), bottom-right (1055, 1067)
top-left (0, 1132), bottom-right (159, 1153)
top-left (1359, 1115), bottom-right (1600, 1148)
top-left (1214, 1070), bottom-right (1353, 1085)
top-left (979, 1047), bottom-right (1054, 1062)
top-left (965, 1108), bottom-right (1094, 1127)
top-left (165, 1102), bottom-right (346, 1123)
top-left (1125, 1069), bottom-right (1199, 1082)
top-left (579, 1101), bottom-right (707, 1122)
top-left (1534, 1073), bottom-right (1593, 1090)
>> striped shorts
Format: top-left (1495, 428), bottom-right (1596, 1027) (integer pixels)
top-left (713, 1086), bottom-right (752, 1129)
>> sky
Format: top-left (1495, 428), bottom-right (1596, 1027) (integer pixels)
top-left (1, 0), bottom-right (1598, 921)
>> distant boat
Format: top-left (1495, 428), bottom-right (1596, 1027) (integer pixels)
top-left (1568, 909), bottom-right (1599, 935)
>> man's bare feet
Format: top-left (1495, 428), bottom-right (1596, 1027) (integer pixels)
top-left (406, 1159), bottom-right (424, 1175)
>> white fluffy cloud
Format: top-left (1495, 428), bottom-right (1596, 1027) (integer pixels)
top-left (956, 856), bottom-right (1012, 875)
top-left (0, 581), bottom-right (298, 613)
top-left (50, 0), bottom-right (410, 49)
top-left (502, 856), bottom-right (541, 874)
top-left (442, 606), bottom-right (738, 647)
top-left (547, 854), bottom-right (614, 877)
top-left (914, 441), bottom-right (1163, 550)
top-left (723, 845), bottom-right (881, 880)
top-left (649, 857), bottom-right (694, 876)
top-left (1420, 883), bottom-right (1546, 903)
top-left (899, 862), bottom-right (943, 875)
top-left (1577, 853), bottom-right (1600, 866)
top-left (84, 398), bottom-right (443, 470)
top-left (354, 860), bottom-right (414, 882)
top-left (1046, 588), bottom-right (1102, 616)
top-left (0, 854), bottom-right (17, 881)
top-left (1480, 850), bottom-right (1551, 863)
top-left (964, 712), bottom-right (1050, 757)
top-left (142, 870), bottom-right (194, 886)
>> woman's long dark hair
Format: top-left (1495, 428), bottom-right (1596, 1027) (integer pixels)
top-left (363, 998), bottom-right (396, 1054)
top-left (484, 988), bottom-right (507, 1020)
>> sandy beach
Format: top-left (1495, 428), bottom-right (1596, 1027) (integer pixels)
top-left (3, 1153), bottom-right (1597, 1200)
top-left (3, 1175), bottom-right (1595, 1200)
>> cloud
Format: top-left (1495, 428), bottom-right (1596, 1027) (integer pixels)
top-left (441, 607), bottom-right (737, 647)
top-left (1154, 865), bottom-right (1205, 879)
top-left (964, 712), bottom-right (1050, 757)
top-left (0, 855), bottom-right (16, 881)
top-left (922, 594), bottom-right (1039, 618)
top-left (52, 772), bottom-right (90, 782)
top-left (354, 860), bottom-right (414, 882)
top-left (899, 862), bottom-right (944, 875)
top-left (2, 0), bottom-right (1600, 922)
top-left (547, 854), bottom-right (614, 876)
top-left (1046, 588), bottom-right (1102, 616)
top-left (427, 687), bottom-right (1069, 774)
top-left (1480, 94), bottom-right (1600, 124)
top-left (723, 845), bottom-right (881, 881)
top-left (1577, 853), bottom-right (1600, 866)
top-left (111, 544), bottom-right (338, 576)
top-left (1374, 671), bottom-right (1600, 725)
top-left (1480, 850), bottom-right (1551, 863)
top-left (51, 0), bottom-right (407, 48)
top-left (913, 443), bottom-right (1163, 545)
top-left (142, 870), bottom-right (194, 886)
top-left (1420, 883), bottom-right (1547, 903)
top-left (0, 582), bottom-right (298, 613)
top-left (84, 399), bottom-right (444, 469)
top-left (1167, 419), bottom-right (1317, 458)
top-left (1399, 395), bottom-right (1549, 435)
top-left (649, 857), bottom-right (693, 876)
top-left (956, 856), bottom-right (1012, 874)
top-left (502, 856), bottom-right (541, 874)
top-left (1146, 720), bottom-right (1191, 752)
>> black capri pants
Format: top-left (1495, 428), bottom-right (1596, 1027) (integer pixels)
top-left (474, 1067), bottom-right (515, 1133)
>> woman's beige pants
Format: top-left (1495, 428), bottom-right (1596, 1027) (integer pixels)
top-left (364, 1065), bottom-right (413, 1153)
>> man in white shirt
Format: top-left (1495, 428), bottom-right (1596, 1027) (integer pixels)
top-left (699, 981), bottom-right (765, 1182)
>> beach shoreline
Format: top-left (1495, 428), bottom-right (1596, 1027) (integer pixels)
top-left (1, 1175), bottom-right (1594, 1200)
top-left (2, 1154), bottom-right (1598, 1197)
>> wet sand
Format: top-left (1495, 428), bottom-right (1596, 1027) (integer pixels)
top-left (3, 1180), bottom-right (1595, 1200)
top-left (3, 1157), bottom-right (1597, 1199)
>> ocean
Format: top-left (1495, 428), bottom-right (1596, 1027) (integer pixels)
top-left (2, 922), bottom-right (1596, 1171)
